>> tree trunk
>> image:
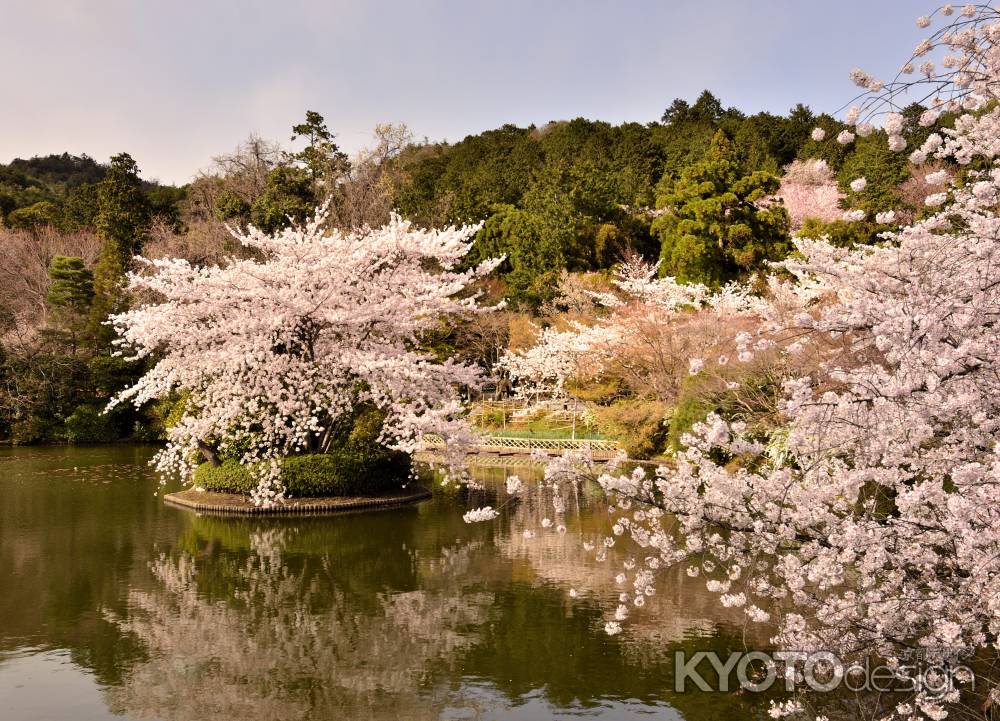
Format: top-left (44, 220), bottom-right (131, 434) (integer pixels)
top-left (197, 440), bottom-right (221, 467)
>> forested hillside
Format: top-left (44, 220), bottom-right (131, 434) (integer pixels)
top-left (390, 90), bottom-right (949, 301)
top-left (0, 91), bottom-right (957, 444)
top-left (0, 152), bottom-right (184, 232)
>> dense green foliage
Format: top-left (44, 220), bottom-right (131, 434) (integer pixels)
top-left (393, 92), bottom-right (832, 303)
top-left (389, 95), bottom-right (962, 303)
top-left (0, 152), bottom-right (181, 232)
top-left (653, 131), bottom-right (790, 284)
top-left (194, 451), bottom-right (411, 497)
top-left (798, 217), bottom-right (884, 248)
top-left (0, 344), bottom-right (150, 445)
top-left (0, 99), bottom-right (951, 447)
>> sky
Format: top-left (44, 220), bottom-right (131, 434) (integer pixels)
top-left (1, 0), bottom-right (934, 185)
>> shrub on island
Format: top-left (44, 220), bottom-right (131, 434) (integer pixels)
top-left (193, 448), bottom-right (411, 498)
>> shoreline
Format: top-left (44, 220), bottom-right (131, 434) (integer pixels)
top-left (163, 485), bottom-right (432, 516)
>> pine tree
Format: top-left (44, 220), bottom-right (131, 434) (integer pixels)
top-left (87, 153), bottom-right (150, 347)
top-left (290, 110), bottom-right (348, 183)
top-left (45, 256), bottom-right (94, 354)
top-left (652, 130), bottom-right (790, 285)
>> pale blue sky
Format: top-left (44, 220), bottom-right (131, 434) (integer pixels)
top-left (1, 0), bottom-right (932, 185)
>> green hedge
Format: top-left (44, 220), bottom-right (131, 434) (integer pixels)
top-left (193, 449), bottom-right (411, 498)
top-left (63, 403), bottom-right (119, 443)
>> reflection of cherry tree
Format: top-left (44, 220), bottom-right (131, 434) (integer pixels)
top-left (96, 466), bottom-right (776, 721)
top-left (494, 467), bottom-right (772, 660)
top-left (106, 535), bottom-right (493, 721)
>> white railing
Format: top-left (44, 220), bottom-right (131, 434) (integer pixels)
top-left (421, 433), bottom-right (623, 460)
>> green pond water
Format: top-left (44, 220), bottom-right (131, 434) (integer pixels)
top-left (0, 445), bottom-right (774, 721)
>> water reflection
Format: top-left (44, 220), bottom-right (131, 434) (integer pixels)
top-left (495, 469), bottom-right (761, 654)
top-left (106, 519), bottom-right (494, 720)
top-left (0, 446), bottom-right (773, 721)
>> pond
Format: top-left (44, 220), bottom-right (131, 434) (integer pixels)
top-left (0, 445), bottom-right (775, 721)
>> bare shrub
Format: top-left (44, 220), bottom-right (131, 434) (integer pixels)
top-left (0, 225), bottom-right (101, 334)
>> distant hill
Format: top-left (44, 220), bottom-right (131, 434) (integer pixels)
top-left (0, 153), bottom-right (184, 231)
top-left (5, 153), bottom-right (107, 190)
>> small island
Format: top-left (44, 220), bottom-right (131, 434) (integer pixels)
top-left (164, 412), bottom-right (431, 514)
top-left (107, 210), bottom-right (497, 509)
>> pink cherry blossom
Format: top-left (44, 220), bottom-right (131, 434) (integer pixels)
top-left (109, 208), bottom-right (501, 505)
top-left (515, 8), bottom-right (1000, 717)
top-left (774, 159), bottom-right (845, 229)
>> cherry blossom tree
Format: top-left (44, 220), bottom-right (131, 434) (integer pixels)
top-left (109, 209), bottom-right (500, 505)
top-left (775, 159), bottom-right (845, 229)
top-left (476, 7), bottom-right (1000, 718)
top-left (499, 256), bottom-right (764, 403)
top-left (500, 321), bottom-right (620, 397)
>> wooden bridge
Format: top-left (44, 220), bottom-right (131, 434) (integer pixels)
top-left (420, 433), bottom-right (623, 461)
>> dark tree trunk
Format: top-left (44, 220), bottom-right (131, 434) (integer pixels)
top-left (197, 440), bottom-right (221, 467)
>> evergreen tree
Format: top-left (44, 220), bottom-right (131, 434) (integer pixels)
top-left (58, 182), bottom-right (99, 231)
top-left (5, 200), bottom-right (59, 230)
top-left (521, 161), bottom-right (614, 270)
top-left (45, 256), bottom-right (93, 354)
top-left (690, 90), bottom-right (726, 124)
top-left (472, 205), bottom-right (564, 308)
top-left (250, 166), bottom-right (316, 233)
top-left (837, 131), bottom-right (909, 216)
top-left (652, 130), bottom-right (790, 285)
top-left (95, 153), bottom-right (150, 255)
top-left (290, 110), bottom-right (348, 183)
top-left (87, 153), bottom-right (150, 346)
top-left (661, 98), bottom-right (692, 125)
